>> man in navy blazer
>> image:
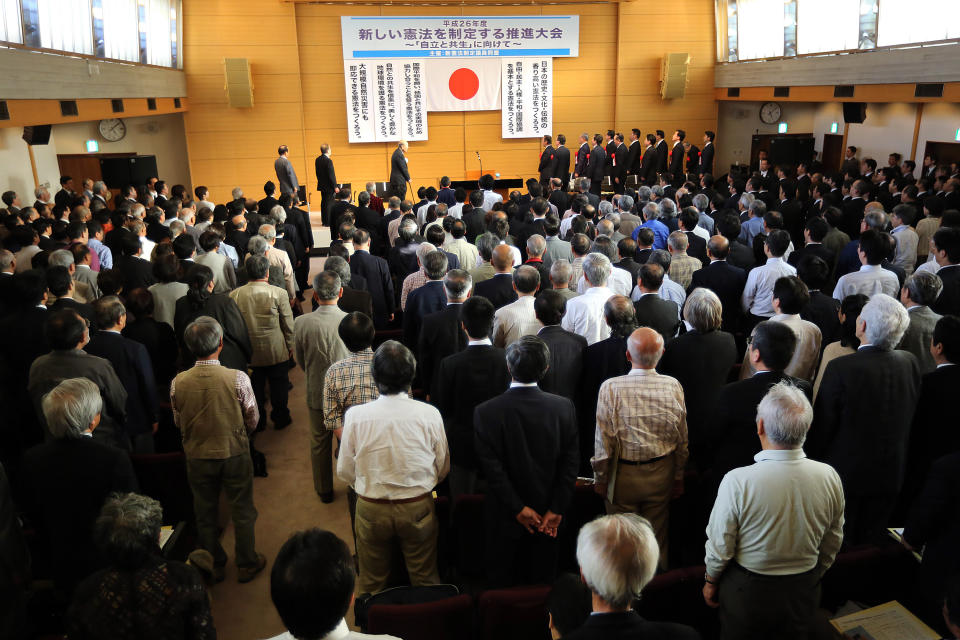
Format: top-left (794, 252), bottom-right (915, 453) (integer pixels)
top-left (349, 229), bottom-right (395, 328)
top-left (83, 296), bottom-right (158, 453)
top-left (402, 250), bottom-right (448, 350)
top-left (687, 236), bottom-right (747, 333)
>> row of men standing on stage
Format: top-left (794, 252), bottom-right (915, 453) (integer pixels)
top-left (540, 129), bottom-right (715, 196)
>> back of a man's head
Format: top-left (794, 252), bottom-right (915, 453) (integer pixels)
top-left (765, 229), bottom-right (791, 258)
top-left (513, 265), bottom-right (540, 295)
top-left (443, 269), bottom-right (472, 301)
top-left (773, 276), bottom-right (809, 315)
top-left (271, 529), bottom-right (355, 640)
top-left (491, 244), bottom-right (514, 272)
top-left (934, 315), bottom-right (960, 364)
top-left (312, 270), bottom-right (342, 302)
top-left (183, 316), bottom-right (224, 359)
top-left (576, 514), bottom-right (659, 610)
top-left (535, 289), bottom-right (567, 326)
top-left (758, 382), bottom-right (813, 447)
top-left (505, 335), bottom-right (550, 383)
top-left (750, 320), bottom-right (798, 371)
top-left (859, 293), bottom-right (910, 350)
top-left (461, 296), bottom-right (495, 339)
top-left (338, 312), bottom-right (375, 353)
top-left (372, 340), bottom-right (416, 394)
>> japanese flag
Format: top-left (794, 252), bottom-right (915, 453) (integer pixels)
top-left (425, 58), bottom-right (501, 112)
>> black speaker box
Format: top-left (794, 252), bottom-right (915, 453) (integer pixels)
top-left (22, 125), bottom-right (52, 145)
top-left (843, 102), bottom-right (866, 124)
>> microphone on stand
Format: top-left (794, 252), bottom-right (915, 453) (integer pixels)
top-left (476, 151), bottom-right (482, 188)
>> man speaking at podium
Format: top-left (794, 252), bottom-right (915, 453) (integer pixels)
top-left (390, 140), bottom-right (411, 200)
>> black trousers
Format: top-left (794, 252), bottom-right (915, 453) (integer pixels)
top-left (485, 518), bottom-right (559, 588)
top-left (250, 361), bottom-right (290, 429)
top-left (589, 181), bottom-right (602, 196)
top-left (320, 189), bottom-right (335, 227)
top-left (844, 493), bottom-right (896, 546)
top-left (719, 563), bottom-right (820, 640)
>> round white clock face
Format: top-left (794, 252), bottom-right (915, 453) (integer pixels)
top-left (98, 118), bottom-right (126, 142)
top-left (760, 102), bottom-right (782, 124)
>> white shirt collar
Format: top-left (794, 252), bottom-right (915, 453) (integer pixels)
top-left (510, 381), bottom-right (537, 388)
top-left (937, 363), bottom-right (956, 369)
top-left (468, 338), bottom-right (492, 346)
top-left (628, 368), bottom-right (656, 376)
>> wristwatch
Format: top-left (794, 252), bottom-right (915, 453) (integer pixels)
top-left (704, 573), bottom-right (718, 585)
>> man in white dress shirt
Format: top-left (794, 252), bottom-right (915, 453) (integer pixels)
top-left (832, 229), bottom-right (900, 301)
top-left (337, 340), bottom-right (449, 596)
top-left (562, 252), bottom-right (616, 345)
top-left (741, 230), bottom-right (796, 327)
top-left (704, 382), bottom-right (844, 639)
top-left (480, 174), bottom-right (503, 212)
top-left (266, 528), bottom-right (399, 640)
top-left (575, 237), bottom-right (632, 297)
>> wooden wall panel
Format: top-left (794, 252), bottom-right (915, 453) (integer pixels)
top-left (183, 0), bottom-right (717, 204)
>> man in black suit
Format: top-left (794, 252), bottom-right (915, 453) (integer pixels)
top-left (612, 133), bottom-right (628, 195)
top-left (603, 130), bottom-right (616, 182)
top-left (474, 245), bottom-right (518, 310)
top-left (615, 237), bottom-right (643, 289)
top-left (535, 290), bottom-right (587, 403)
top-left (474, 335), bottom-right (579, 587)
top-left (678, 208), bottom-right (709, 266)
top-left (700, 130), bottom-right (715, 176)
top-left (389, 141), bottom-right (410, 200)
top-left (641, 134), bottom-right (659, 186)
top-left (778, 181), bottom-right (804, 249)
top-left (810, 294), bottom-right (921, 544)
top-left (115, 234), bottom-right (156, 292)
top-left (669, 132), bottom-right (685, 181)
top-left (930, 227), bottom-right (960, 316)
top-left (84, 296), bottom-right (158, 454)
top-left (46, 266), bottom-right (95, 325)
top-left (418, 269), bottom-right (470, 402)
top-left (323, 253), bottom-right (373, 318)
top-left (315, 143), bottom-right (338, 227)
top-left (350, 229), bottom-right (394, 328)
top-left (789, 216), bottom-right (836, 275)
top-left (539, 135), bottom-right (558, 189)
top-left (435, 296), bottom-right (511, 498)
top-left (655, 130), bottom-right (669, 174)
top-left (573, 133), bottom-right (590, 180)
top-left (626, 128), bottom-right (643, 180)
top-left (20, 377), bottom-right (138, 594)
top-left (840, 180), bottom-right (869, 239)
top-left (564, 514), bottom-right (700, 640)
top-left (330, 189), bottom-right (357, 235)
top-left (554, 134), bottom-right (571, 187)
top-left (402, 250), bottom-right (448, 349)
top-left (258, 181), bottom-right (279, 218)
top-left (633, 264), bottom-right (680, 343)
top-left (796, 256), bottom-right (840, 348)
top-left (687, 235), bottom-right (746, 333)
top-left (588, 134), bottom-right (606, 197)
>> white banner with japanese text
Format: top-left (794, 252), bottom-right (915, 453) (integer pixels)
top-left (501, 57), bottom-right (552, 139)
top-left (344, 59), bottom-right (427, 143)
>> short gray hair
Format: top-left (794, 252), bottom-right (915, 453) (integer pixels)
top-left (49, 249), bottom-right (74, 267)
top-left (130, 202), bottom-right (146, 219)
top-left (92, 180), bottom-right (106, 195)
top-left (247, 234), bottom-right (268, 256)
top-left (245, 254), bottom-right (270, 280)
top-left (269, 205), bottom-right (286, 225)
top-left (168, 219), bottom-right (185, 235)
top-left (618, 195), bottom-right (634, 212)
top-left (667, 230), bottom-right (689, 252)
top-left (864, 210), bottom-right (886, 231)
top-left (858, 293), bottom-right (910, 350)
top-left (637, 186), bottom-right (652, 202)
top-left (312, 270), bottom-right (342, 300)
top-left (739, 192), bottom-right (755, 209)
top-left (416, 242), bottom-right (436, 265)
top-left (651, 185), bottom-right (664, 198)
top-left (692, 193), bottom-right (709, 211)
top-left (258, 224), bottom-right (277, 241)
top-left (526, 234), bottom-right (546, 257)
top-left (684, 288), bottom-right (722, 332)
top-left (0, 249), bottom-right (13, 271)
top-left (660, 198), bottom-right (677, 218)
top-left (576, 514), bottom-right (659, 609)
top-left (757, 381), bottom-right (813, 447)
top-left (582, 252), bottom-right (612, 287)
top-left (642, 202), bottom-right (660, 221)
top-left (323, 255), bottom-right (351, 286)
top-left (476, 232), bottom-right (499, 261)
top-left (231, 187), bottom-right (244, 200)
top-left (183, 316), bottom-right (224, 358)
top-left (423, 250), bottom-right (448, 279)
top-left (443, 269), bottom-right (472, 301)
top-left (42, 377), bottom-right (102, 439)
top-left (598, 200), bottom-right (614, 216)
top-left (903, 271), bottom-right (943, 306)
top-left (550, 258), bottom-right (572, 285)
top-left (596, 220), bottom-right (614, 238)
top-left (93, 492), bottom-right (163, 569)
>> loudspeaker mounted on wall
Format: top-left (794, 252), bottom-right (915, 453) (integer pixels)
top-left (660, 53), bottom-right (690, 100)
top-left (224, 58), bottom-right (254, 108)
top-left (842, 102), bottom-right (866, 124)
top-left (23, 125), bottom-right (52, 145)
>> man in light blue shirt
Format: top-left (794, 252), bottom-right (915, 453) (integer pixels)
top-left (86, 221), bottom-right (113, 271)
top-left (742, 231), bottom-right (796, 322)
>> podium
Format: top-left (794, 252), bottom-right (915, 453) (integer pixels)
top-left (450, 170), bottom-right (524, 198)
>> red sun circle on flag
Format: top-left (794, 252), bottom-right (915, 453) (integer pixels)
top-left (448, 68), bottom-right (480, 101)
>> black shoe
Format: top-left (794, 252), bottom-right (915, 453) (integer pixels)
top-left (319, 491), bottom-right (334, 504)
top-left (273, 416), bottom-right (292, 430)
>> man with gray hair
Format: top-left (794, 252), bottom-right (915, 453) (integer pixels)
top-left (403, 250), bottom-right (449, 348)
top-left (258, 223), bottom-right (296, 301)
top-left (469, 232), bottom-right (499, 284)
top-left (576, 237), bottom-right (632, 297)
top-left (171, 316), bottom-right (265, 583)
top-left (704, 382), bottom-right (844, 639)
top-left (493, 265), bottom-right (542, 348)
top-left (418, 268), bottom-right (472, 401)
top-left (616, 194), bottom-right (642, 238)
top-left (567, 514), bottom-right (698, 639)
top-left (549, 259), bottom-right (578, 301)
top-left (21, 377), bottom-right (137, 593)
top-left (400, 241), bottom-right (436, 311)
top-left (522, 234), bottom-right (550, 288)
top-left (633, 201), bottom-right (669, 251)
top-left (563, 252), bottom-right (616, 345)
top-left (897, 271), bottom-right (943, 373)
top-left (324, 255), bottom-right (373, 318)
top-left (294, 271), bottom-right (349, 502)
top-left (810, 293), bottom-right (920, 544)
top-left (237, 234), bottom-right (286, 288)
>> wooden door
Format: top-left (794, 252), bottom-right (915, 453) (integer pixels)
top-left (923, 141), bottom-right (960, 166)
top-left (821, 134), bottom-right (843, 175)
top-left (56, 154), bottom-right (103, 187)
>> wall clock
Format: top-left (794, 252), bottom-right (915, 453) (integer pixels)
top-left (759, 102), bottom-right (782, 124)
top-left (98, 118), bottom-right (126, 142)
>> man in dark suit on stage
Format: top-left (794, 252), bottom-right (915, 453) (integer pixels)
top-left (809, 293), bottom-right (921, 544)
top-left (474, 245), bottom-right (519, 309)
top-left (434, 296), bottom-right (511, 497)
top-left (349, 229), bottom-right (394, 328)
top-left (474, 335), bottom-right (579, 587)
top-left (700, 131), bottom-right (715, 176)
top-left (535, 290), bottom-right (587, 403)
top-left (604, 130), bottom-right (616, 182)
top-left (588, 134), bottom-right (606, 197)
top-left (574, 133), bottom-right (590, 181)
top-left (688, 235), bottom-right (747, 333)
top-left (612, 133), bottom-right (628, 195)
top-left (626, 128), bottom-right (643, 180)
top-left (642, 134), bottom-right (659, 186)
top-left (418, 269), bottom-right (470, 402)
top-left (554, 134), bottom-right (571, 187)
top-left (668, 130), bottom-right (685, 181)
top-left (539, 135), bottom-right (558, 190)
top-left (389, 140), bottom-right (411, 200)
top-left (655, 130), bottom-right (669, 174)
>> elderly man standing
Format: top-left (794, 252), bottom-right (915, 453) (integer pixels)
top-left (705, 382), bottom-right (845, 640)
top-left (897, 271), bottom-right (943, 374)
top-left (171, 317), bottom-right (265, 583)
top-left (810, 293), bottom-right (919, 544)
top-left (593, 327), bottom-right (688, 569)
top-left (562, 252), bottom-right (615, 345)
top-left (338, 341), bottom-right (449, 596)
top-left (492, 266), bottom-right (542, 348)
top-left (230, 255), bottom-right (295, 431)
top-left (293, 271), bottom-right (348, 503)
top-left (259, 224), bottom-right (297, 302)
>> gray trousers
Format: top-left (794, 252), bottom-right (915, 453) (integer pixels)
top-left (719, 563), bottom-right (821, 640)
top-left (186, 453), bottom-right (259, 568)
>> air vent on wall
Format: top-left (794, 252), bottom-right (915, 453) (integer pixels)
top-left (915, 83), bottom-right (944, 98)
top-left (773, 86), bottom-right (790, 98)
top-left (0, 101), bottom-right (8, 121)
top-left (147, 98), bottom-right (157, 110)
top-left (112, 99), bottom-right (124, 113)
top-left (60, 100), bottom-right (78, 116)
top-left (727, 87), bottom-right (740, 97)
top-left (834, 85), bottom-right (855, 98)
top-left (174, 97), bottom-right (181, 108)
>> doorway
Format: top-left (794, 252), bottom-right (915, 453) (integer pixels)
top-left (821, 134), bottom-right (843, 175)
top-left (57, 153), bottom-right (135, 201)
top-left (923, 141), bottom-right (960, 166)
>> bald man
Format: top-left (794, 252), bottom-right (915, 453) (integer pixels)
top-left (592, 327), bottom-right (689, 569)
top-left (687, 235), bottom-right (748, 333)
top-left (474, 244), bottom-right (520, 309)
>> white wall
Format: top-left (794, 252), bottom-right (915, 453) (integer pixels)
top-left (0, 113), bottom-right (191, 199)
top-left (916, 102), bottom-right (960, 161)
top-left (843, 103), bottom-right (916, 166)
